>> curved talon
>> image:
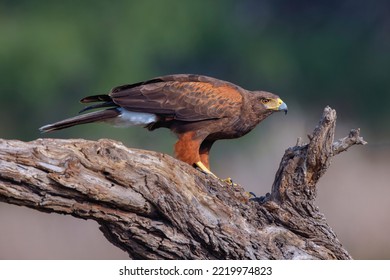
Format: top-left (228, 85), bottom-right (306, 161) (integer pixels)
top-left (248, 191), bottom-right (257, 198)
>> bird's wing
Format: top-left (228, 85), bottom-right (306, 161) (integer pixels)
top-left (109, 74), bottom-right (243, 121)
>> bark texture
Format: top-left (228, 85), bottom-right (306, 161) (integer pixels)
top-left (0, 106), bottom-right (366, 259)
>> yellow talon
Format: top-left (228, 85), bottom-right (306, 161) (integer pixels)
top-left (222, 177), bottom-right (236, 186)
top-left (224, 177), bottom-right (232, 183)
top-left (195, 162), bottom-right (237, 187)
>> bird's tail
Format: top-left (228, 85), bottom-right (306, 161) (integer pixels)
top-left (39, 108), bottom-right (120, 133)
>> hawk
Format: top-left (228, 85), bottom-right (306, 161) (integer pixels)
top-left (40, 74), bottom-right (287, 177)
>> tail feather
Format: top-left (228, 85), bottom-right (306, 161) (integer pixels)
top-left (39, 108), bottom-right (120, 133)
top-left (79, 101), bottom-right (116, 114)
top-left (78, 94), bottom-right (117, 113)
top-left (80, 94), bottom-right (112, 103)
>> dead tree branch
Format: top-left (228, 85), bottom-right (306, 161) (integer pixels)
top-left (0, 106), bottom-right (366, 259)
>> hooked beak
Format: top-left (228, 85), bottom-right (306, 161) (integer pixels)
top-left (268, 98), bottom-right (288, 114)
top-left (277, 98), bottom-right (288, 115)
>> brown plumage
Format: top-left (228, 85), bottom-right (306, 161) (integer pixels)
top-left (40, 74), bottom-right (287, 176)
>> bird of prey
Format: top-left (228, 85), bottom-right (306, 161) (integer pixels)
top-left (40, 74), bottom-right (287, 177)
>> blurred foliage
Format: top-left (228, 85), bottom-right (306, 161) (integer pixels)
top-left (0, 0), bottom-right (389, 145)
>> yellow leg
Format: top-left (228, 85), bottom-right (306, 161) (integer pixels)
top-left (195, 161), bottom-right (236, 186)
top-left (195, 161), bottom-right (217, 177)
top-left (194, 163), bottom-right (254, 198)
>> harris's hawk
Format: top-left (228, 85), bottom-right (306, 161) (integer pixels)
top-left (40, 74), bottom-right (287, 177)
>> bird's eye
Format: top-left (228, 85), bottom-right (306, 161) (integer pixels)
top-left (261, 98), bottom-right (270, 104)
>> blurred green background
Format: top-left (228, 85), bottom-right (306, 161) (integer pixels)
top-left (0, 0), bottom-right (389, 259)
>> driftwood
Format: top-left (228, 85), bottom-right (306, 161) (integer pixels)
top-left (0, 106), bottom-right (366, 259)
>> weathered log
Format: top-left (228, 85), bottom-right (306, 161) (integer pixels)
top-left (0, 106), bottom-right (366, 259)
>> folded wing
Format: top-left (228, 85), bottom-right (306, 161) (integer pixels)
top-left (108, 74), bottom-right (243, 122)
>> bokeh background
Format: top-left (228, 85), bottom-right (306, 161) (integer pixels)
top-left (0, 0), bottom-right (389, 259)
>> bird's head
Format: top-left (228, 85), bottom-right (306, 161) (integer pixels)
top-left (254, 91), bottom-right (288, 115)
